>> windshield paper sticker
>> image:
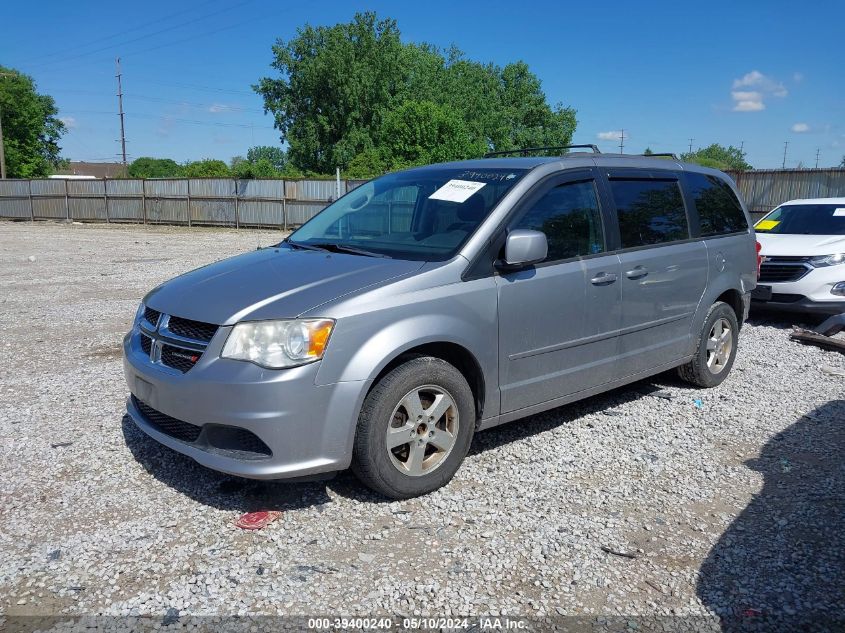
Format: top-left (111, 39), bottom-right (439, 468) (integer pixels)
top-left (429, 180), bottom-right (486, 203)
top-left (833, 208), bottom-right (845, 217)
top-left (755, 219), bottom-right (779, 230)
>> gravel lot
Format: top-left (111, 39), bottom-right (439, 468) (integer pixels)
top-left (1, 221), bottom-right (843, 625)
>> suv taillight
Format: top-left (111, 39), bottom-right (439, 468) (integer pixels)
top-left (756, 240), bottom-right (762, 280)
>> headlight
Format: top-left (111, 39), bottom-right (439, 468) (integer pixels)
top-left (809, 253), bottom-right (845, 267)
top-left (221, 319), bottom-right (334, 368)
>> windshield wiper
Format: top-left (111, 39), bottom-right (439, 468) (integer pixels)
top-left (283, 239), bottom-right (329, 252)
top-left (306, 243), bottom-right (392, 258)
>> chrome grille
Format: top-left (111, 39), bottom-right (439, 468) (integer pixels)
top-left (137, 307), bottom-right (218, 373)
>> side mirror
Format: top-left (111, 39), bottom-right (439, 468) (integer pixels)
top-left (497, 229), bottom-right (548, 270)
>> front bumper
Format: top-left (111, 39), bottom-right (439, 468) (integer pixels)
top-left (753, 266), bottom-right (845, 315)
top-left (122, 330), bottom-right (371, 480)
top-left (751, 295), bottom-right (845, 315)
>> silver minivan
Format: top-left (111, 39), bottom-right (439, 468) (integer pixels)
top-left (123, 150), bottom-right (757, 498)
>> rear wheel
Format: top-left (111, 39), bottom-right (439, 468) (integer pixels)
top-left (351, 356), bottom-right (475, 499)
top-left (678, 301), bottom-right (739, 388)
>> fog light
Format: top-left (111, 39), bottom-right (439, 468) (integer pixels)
top-left (832, 282), bottom-right (845, 297)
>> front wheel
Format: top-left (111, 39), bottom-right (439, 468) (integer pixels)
top-left (678, 301), bottom-right (739, 388)
top-left (351, 356), bottom-right (475, 499)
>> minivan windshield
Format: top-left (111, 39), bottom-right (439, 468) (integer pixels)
top-left (287, 167), bottom-right (528, 261)
top-left (755, 203), bottom-right (845, 235)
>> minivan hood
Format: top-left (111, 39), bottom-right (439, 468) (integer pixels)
top-left (144, 247), bottom-right (425, 324)
top-left (757, 233), bottom-right (845, 257)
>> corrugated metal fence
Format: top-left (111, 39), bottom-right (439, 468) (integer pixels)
top-left (0, 178), bottom-right (370, 228)
top-left (1, 170), bottom-right (843, 227)
top-left (726, 168), bottom-right (845, 220)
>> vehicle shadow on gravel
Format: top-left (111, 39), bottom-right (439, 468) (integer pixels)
top-left (121, 415), bottom-right (335, 511)
top-left (746, 309), bottom-right (826, 330)
top-left (467, 379), bottom-right (671, 456)
top-left (696, 399), bottom-right (845, 629)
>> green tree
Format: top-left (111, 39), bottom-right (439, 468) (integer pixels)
top-left (183, 159), bottom-right (230, 178)
top-left (128, 157), bottom-right (184, 178)
top-left (255, 12), bottom-right (576, 174)
top-left (246, 145), bottom-right (287, 171)
top-left (681, 144), bottom-right (752, 171)
top-left (379, 100), bottom-right (484, 168)
top-left (345, 148), bottom-right (388, 179)
top-left (839, 155), bottom-right (845, 168)
top-left (0, 66), bottom-right (66, 177)
top-left (255, 12), bottom-right (408, 173)
top-left (643, 147), bottom-right (654, 155)
top-left (230, 146), bottom-right (294, 178)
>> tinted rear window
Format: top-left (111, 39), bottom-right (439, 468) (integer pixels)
top-left (610, 179), bottom-right (689, 248)
top-left (686, 173), bottom-right (748, 236)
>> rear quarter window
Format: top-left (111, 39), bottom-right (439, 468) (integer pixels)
top-left (686, 172), bottom-right (748, 236)
top-left (610, 179), bottom-right (689, 248)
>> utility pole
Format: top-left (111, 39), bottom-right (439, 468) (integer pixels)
top-left (739, 140), bottom-right (745, 153)
top-left (688, 138), bottom-right (694, 154)
top-left (782, 141), bottom-right (789, 169)
top-left (115, 57), bottom-right (127, 168)
top-left (618, 129), bottom-right (625, 154)
top-left (815, 148), bottom-right (820, 169)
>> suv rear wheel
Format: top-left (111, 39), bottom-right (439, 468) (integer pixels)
top-left (351, 356), bottom-right (475, 499)
top-left (678, 301), bottom-right (739, 388)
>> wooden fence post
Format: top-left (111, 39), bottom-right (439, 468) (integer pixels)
top-left (186, 179), bottom-right (191, 227)
top-left (104, 178), bottom-right (110, 223)
top-left (64, 178), bottom-right (70, 221)
top-left (28, 179), bottom-right (34, 222)
top-left (234, 178), bottom-right (239, 229)
top-left (141, 179), bottom-right (147, 225)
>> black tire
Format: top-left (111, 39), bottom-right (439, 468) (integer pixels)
top-left (678, 301), bottom-right (739, 388)
top-left (351, 355), bottom-right (475, 499)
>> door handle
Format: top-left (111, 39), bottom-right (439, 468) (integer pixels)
top-left (590, 272), bottom-right (618, 285)
top-left (625, 266), bottom-right (649, 280)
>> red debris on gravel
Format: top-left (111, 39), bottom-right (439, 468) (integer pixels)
top-left (234, 511), bottom-right (281, 530)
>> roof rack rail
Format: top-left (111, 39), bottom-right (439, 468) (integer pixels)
top-left (642, 152), bottom-right (679, 159)
top-left (484, 144), bottom-right (601, 158)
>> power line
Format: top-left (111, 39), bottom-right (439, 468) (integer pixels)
top-left (127, 94), bottom-right (264, 114)
top-left (21, 1), bottom-right (212, 66)
top-left (23, 0), bottom-right (255, 70)
top-left (59, 109), bottom-right (274, 129)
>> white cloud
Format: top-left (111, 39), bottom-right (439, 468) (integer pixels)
top-left (791, 122), bottom-right (810, 133)
top-left (59, 116), bottom-right (77, 129)
top-left (732, 97), bottom-right (765, 112)
top-left (597, 130), bottom-right (626, 141)
top-left (208, 103), bottom-right (235, 113)
top-left (732, 70), bottom-right (788, 96)
top-left (731, 70), bottom-right (787, 111)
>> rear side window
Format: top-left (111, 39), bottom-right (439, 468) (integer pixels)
top-left (513, 180), bottom-right (604, 261)
top-left (686, 173), bottom-right (748, 236)
top-left (610, 179), bottom-right (689, 248)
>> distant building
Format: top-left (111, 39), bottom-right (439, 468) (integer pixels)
top-left (56, 161), bottom-right (127, 179)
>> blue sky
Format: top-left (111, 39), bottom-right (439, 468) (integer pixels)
top-left (2, 0), bottom-right (843, 169)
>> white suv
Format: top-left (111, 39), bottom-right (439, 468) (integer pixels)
top-left (753, 197), bottom-right (845, 314)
